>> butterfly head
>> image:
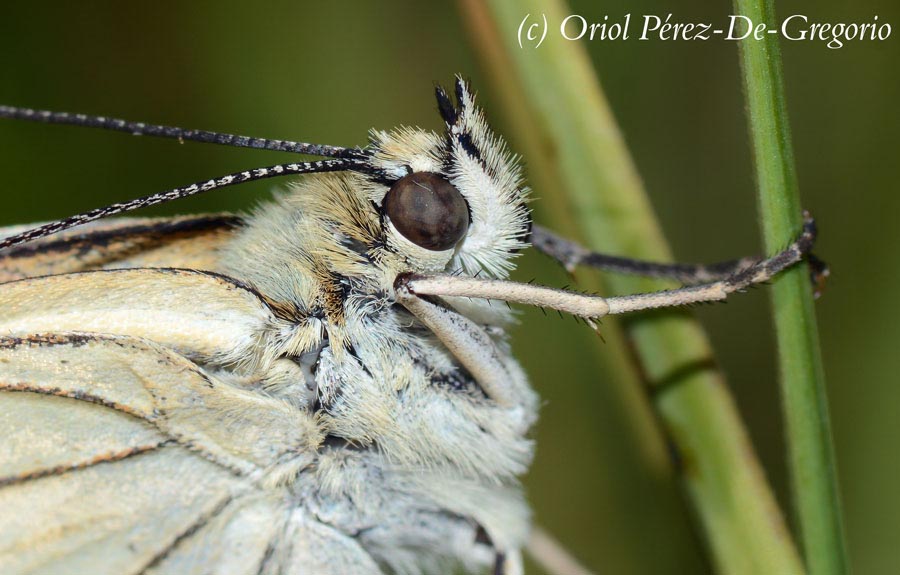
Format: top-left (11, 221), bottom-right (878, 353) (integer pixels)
top-left (361, 78), bottom-right (532, 279)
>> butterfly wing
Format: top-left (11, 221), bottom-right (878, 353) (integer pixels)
top-left (0, 267), bottom-right (287, 369)
top-left (0, 215), bottom-right (242, 282)
top-left (0, 220), bottom-right (389, 574)
top-left (0, 331), bottom-right (326, 574)
top-left (0, 266), bottom-right (385, 572)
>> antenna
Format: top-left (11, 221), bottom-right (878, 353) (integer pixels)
top-left (0, 159), bottom-right (378, 251)
top-left (0, 105), bottom-right (389, 249)
top-left (0, 105), bottom-right (366, 159)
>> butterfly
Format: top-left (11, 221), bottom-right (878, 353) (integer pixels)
top-left (0, 77), bottom-right (821, 575)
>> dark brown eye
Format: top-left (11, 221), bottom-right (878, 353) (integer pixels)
top-left (383, 172), bottom-right (469, 251)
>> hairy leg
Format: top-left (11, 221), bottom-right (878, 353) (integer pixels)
top-left (400, 213), bottom-right (820, 321)
top-left (531, 211), bottom-right (826, 294)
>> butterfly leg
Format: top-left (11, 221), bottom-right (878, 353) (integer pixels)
top-left (602, 215), bottom-right (817, 314)
top-left (495, 549), bottom-right (524, 575)
top-left (402, 211), bottom-right (819, 321)
top-left (532, 211), bottom-right (825, 292)
top-left (393, 279), bottom-right (535, 413)
top-left (393, 279), bottom-right (534, 570)
top-left (525, 526), bottom-right (595, 575)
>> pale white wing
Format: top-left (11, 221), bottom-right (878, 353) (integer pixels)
top-left (0, 333), bottom-right (320, 477)
top-left (142, 493), bottom-right (291, 575)
top-left (0, 445), bottom-right (239, 575)
top-left (0, 333), bottom-right (323, 575)
top-left (0, 268), bottom-right (292, 369)
top-left (0, 254), bottom-right (387, 573)
top-left (143, 500), bottom-right (387, 575)
top-left (0, 215), bottom-right (240, 283)
top-left (268, 511), bottom-right (386, 575)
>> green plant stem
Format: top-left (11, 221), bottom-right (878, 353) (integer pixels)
top-left (734, 1), bottom-right (848, 573)
top-left (459, 0), bottom-right (805, 572)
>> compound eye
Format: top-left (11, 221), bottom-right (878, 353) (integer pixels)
top-left (383, 172), bottom-right (469, 251)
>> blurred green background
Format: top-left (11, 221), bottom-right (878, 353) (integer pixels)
top-left (0, 1), bottom-right (896, 573)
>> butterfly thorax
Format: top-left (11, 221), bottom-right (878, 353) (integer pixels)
top-left (212, 171), bottom-right (537, 571)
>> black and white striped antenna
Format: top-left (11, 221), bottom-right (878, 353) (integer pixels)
top-left (0, 105), bottom-right (366, 159)
top-left (0, 105), bottom-right (377, 250)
